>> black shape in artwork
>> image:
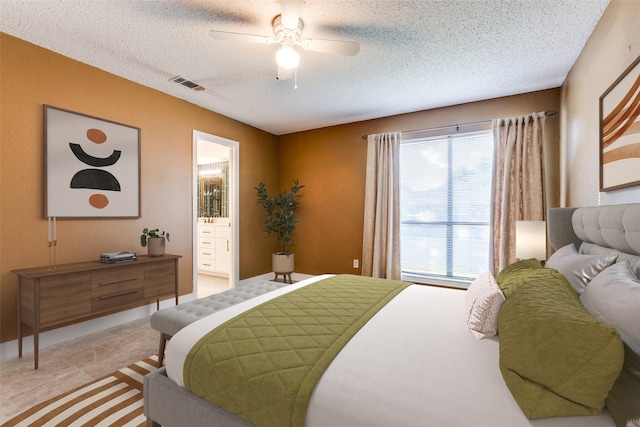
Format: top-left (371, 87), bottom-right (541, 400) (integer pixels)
top-left (70, 169), bottom-right (121, 191)
top-left (69, 143), bottom-right (121, 167)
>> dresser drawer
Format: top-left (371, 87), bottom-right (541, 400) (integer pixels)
top-left (198, 258), bottom-right (216, 271)
top-left (91, 264), bottom-right (144, 311)
top-left (199, 247), bottom-right (215, 260)
top-left (199, 237), bottom-right (215, 248)
top-left (198, 225), bottom-right (216, 238)
top-left (91, 286), bottom-right (144, 312)
top-left (92, 264), bottom-right (144, 294)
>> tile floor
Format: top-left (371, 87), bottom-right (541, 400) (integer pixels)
top-left (197, 273), bottom-right (230, 297)
top-left (0, 274), bottom-right (278, 422)
top-left (0, 317), bottom-right (160, 423)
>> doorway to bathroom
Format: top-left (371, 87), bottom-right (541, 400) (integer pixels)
top-left (192, 130), bottom-right (239, 296)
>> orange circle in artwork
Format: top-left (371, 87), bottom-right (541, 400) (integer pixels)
top-left (87, 128), bottom-right (107, 144)
top-left (89, 194), bottom-right (109, 209)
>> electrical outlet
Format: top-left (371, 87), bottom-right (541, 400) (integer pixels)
top-left (353, 259), bottom-right (359, 268)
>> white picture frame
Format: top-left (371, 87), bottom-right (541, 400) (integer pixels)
top-left (44, 105), bottom-right (140, 218)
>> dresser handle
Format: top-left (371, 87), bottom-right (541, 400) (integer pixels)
top-left (98, 277), bottom-right (138, 286)
top-left (99, 289), bottom-right (138, 300)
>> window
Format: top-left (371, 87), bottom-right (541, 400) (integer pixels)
top-left (400, 130), bottom-right (493, 287)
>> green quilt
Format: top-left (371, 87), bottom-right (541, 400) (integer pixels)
top-left (498, 270), bottom-right (623, 418)
top-left (184, 274), bottom-right (409, 427)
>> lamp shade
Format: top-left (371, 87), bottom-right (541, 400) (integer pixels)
top-left (515, 220), bottom-right (547, 260)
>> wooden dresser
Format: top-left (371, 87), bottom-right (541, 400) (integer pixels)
top-left (11, 254), bottom-right (181, 369)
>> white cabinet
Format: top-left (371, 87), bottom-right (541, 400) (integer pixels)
top-left (215, 226), bottom-right (231, 275)
top-left (197, 221), bottom-right (231, 276)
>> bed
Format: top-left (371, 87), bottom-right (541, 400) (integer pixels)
top-left (144, 204), bottom-right (640, 427)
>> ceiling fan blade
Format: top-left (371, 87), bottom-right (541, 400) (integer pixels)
top-left (209, 30), bottom-right (275, 45)
top-left (300, 38), bottom-right (360, 56)
top-left (276, 66), bottom-right (293, 80)
top-left (280, 0), bottom-right (303, 29)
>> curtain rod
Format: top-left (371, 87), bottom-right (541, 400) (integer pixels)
top-left (360, 110), bottom-right (557, 140)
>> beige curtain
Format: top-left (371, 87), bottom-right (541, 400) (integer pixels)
top-left (491, 112), bottom-right (546, 273)
top-left (362, 132), bottom-right (402, 279)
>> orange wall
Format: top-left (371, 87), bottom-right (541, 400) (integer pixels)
top-left (0, 32), bottom-right (561, 345)
top-left (0, 33), bottom-right (278, 343)
top-left (279, 89), bottom-right (561, 275)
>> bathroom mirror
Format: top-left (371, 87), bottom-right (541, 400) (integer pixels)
top-left (198, 162), bottom-right (228, 218)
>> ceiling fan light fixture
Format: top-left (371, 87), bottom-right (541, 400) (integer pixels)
top-left (209, 6), bottom-right (360, 79)
top-left (275, 45), bottom-right (300, 69)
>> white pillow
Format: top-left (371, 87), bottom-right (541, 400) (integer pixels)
top-left (580, 261), bottom-right (640, 355)
top-left (545, 243), bottom-right (617, 294)
top-left (465, 271), bottom-right (505, 339)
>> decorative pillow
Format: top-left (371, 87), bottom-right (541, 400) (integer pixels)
top-left (495, 258), bottom-right (545, 298)
top-left (464, 271), bottom-right (505, 339)
top-left (498, 270), bottom-right (624, 419)
top-left (580, 261), bottom-right (640, 355)
top-left (545, 243), bottom-right (617, 294)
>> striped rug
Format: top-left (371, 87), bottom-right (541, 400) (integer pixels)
top-left (2, 355), bottom-right (158, 427)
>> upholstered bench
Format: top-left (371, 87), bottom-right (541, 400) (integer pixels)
top-left (151, 281), bottom-right (288, 365)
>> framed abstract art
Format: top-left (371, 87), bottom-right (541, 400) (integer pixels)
top-left (44, 105), bottom-right (141, 218)
top-left (599, 55), bottom-right (640, 191)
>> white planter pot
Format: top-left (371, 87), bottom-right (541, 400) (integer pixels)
top-left (272, 253), bottom-right (294, 273)
top-left (148, 237), bottom-right (166, 257)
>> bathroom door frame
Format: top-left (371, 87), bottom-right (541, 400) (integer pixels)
top-left (192, 130), bottom-right (239, 290)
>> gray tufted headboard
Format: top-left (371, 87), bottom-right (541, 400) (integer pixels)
top-left (548, 203), bottom-right (640, 275)
top-left (548, 203), bottom-right (640, 406)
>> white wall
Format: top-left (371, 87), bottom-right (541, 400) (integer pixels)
top-left (561, 0), bottom-right (640, 206)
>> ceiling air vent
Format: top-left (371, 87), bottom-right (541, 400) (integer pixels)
top-left (170, 76), bottom-right (205, 91)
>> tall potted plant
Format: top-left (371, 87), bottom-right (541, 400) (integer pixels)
top-left (255, 179), bottom-right (304, 274)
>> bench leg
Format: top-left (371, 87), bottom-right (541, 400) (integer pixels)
top-left (158, 333), bottom-right (170, 366)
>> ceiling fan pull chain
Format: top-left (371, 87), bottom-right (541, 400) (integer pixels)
top-left (294, 68), bottom-right (298, 90)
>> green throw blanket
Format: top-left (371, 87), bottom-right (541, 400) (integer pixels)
top-left (184, 274), bottom-right (410, 427)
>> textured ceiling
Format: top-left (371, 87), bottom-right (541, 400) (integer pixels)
top-left (1, 0), bottom-right (609, 135)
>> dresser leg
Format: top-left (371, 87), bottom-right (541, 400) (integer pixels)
top-left (34, 329), bottom-right (39, 370)
top-left (18, 326), bottom-right (22, 358)
top-left (17, 283), bottom-right (22, 358)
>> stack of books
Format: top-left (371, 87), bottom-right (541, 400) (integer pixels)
top-left (100, 251), bottom-right (137, 264)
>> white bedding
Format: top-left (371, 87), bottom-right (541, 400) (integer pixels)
top-left (165, 275), bottom-right (615, 427)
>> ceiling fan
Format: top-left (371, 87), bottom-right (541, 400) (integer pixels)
top-left (208, 0), bottom-right (360, 80)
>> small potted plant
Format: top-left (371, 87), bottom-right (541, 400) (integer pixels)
top-left (255, 179), bottom-right (304, 274)
top-left (140, 228), bottom-right (170, 257)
